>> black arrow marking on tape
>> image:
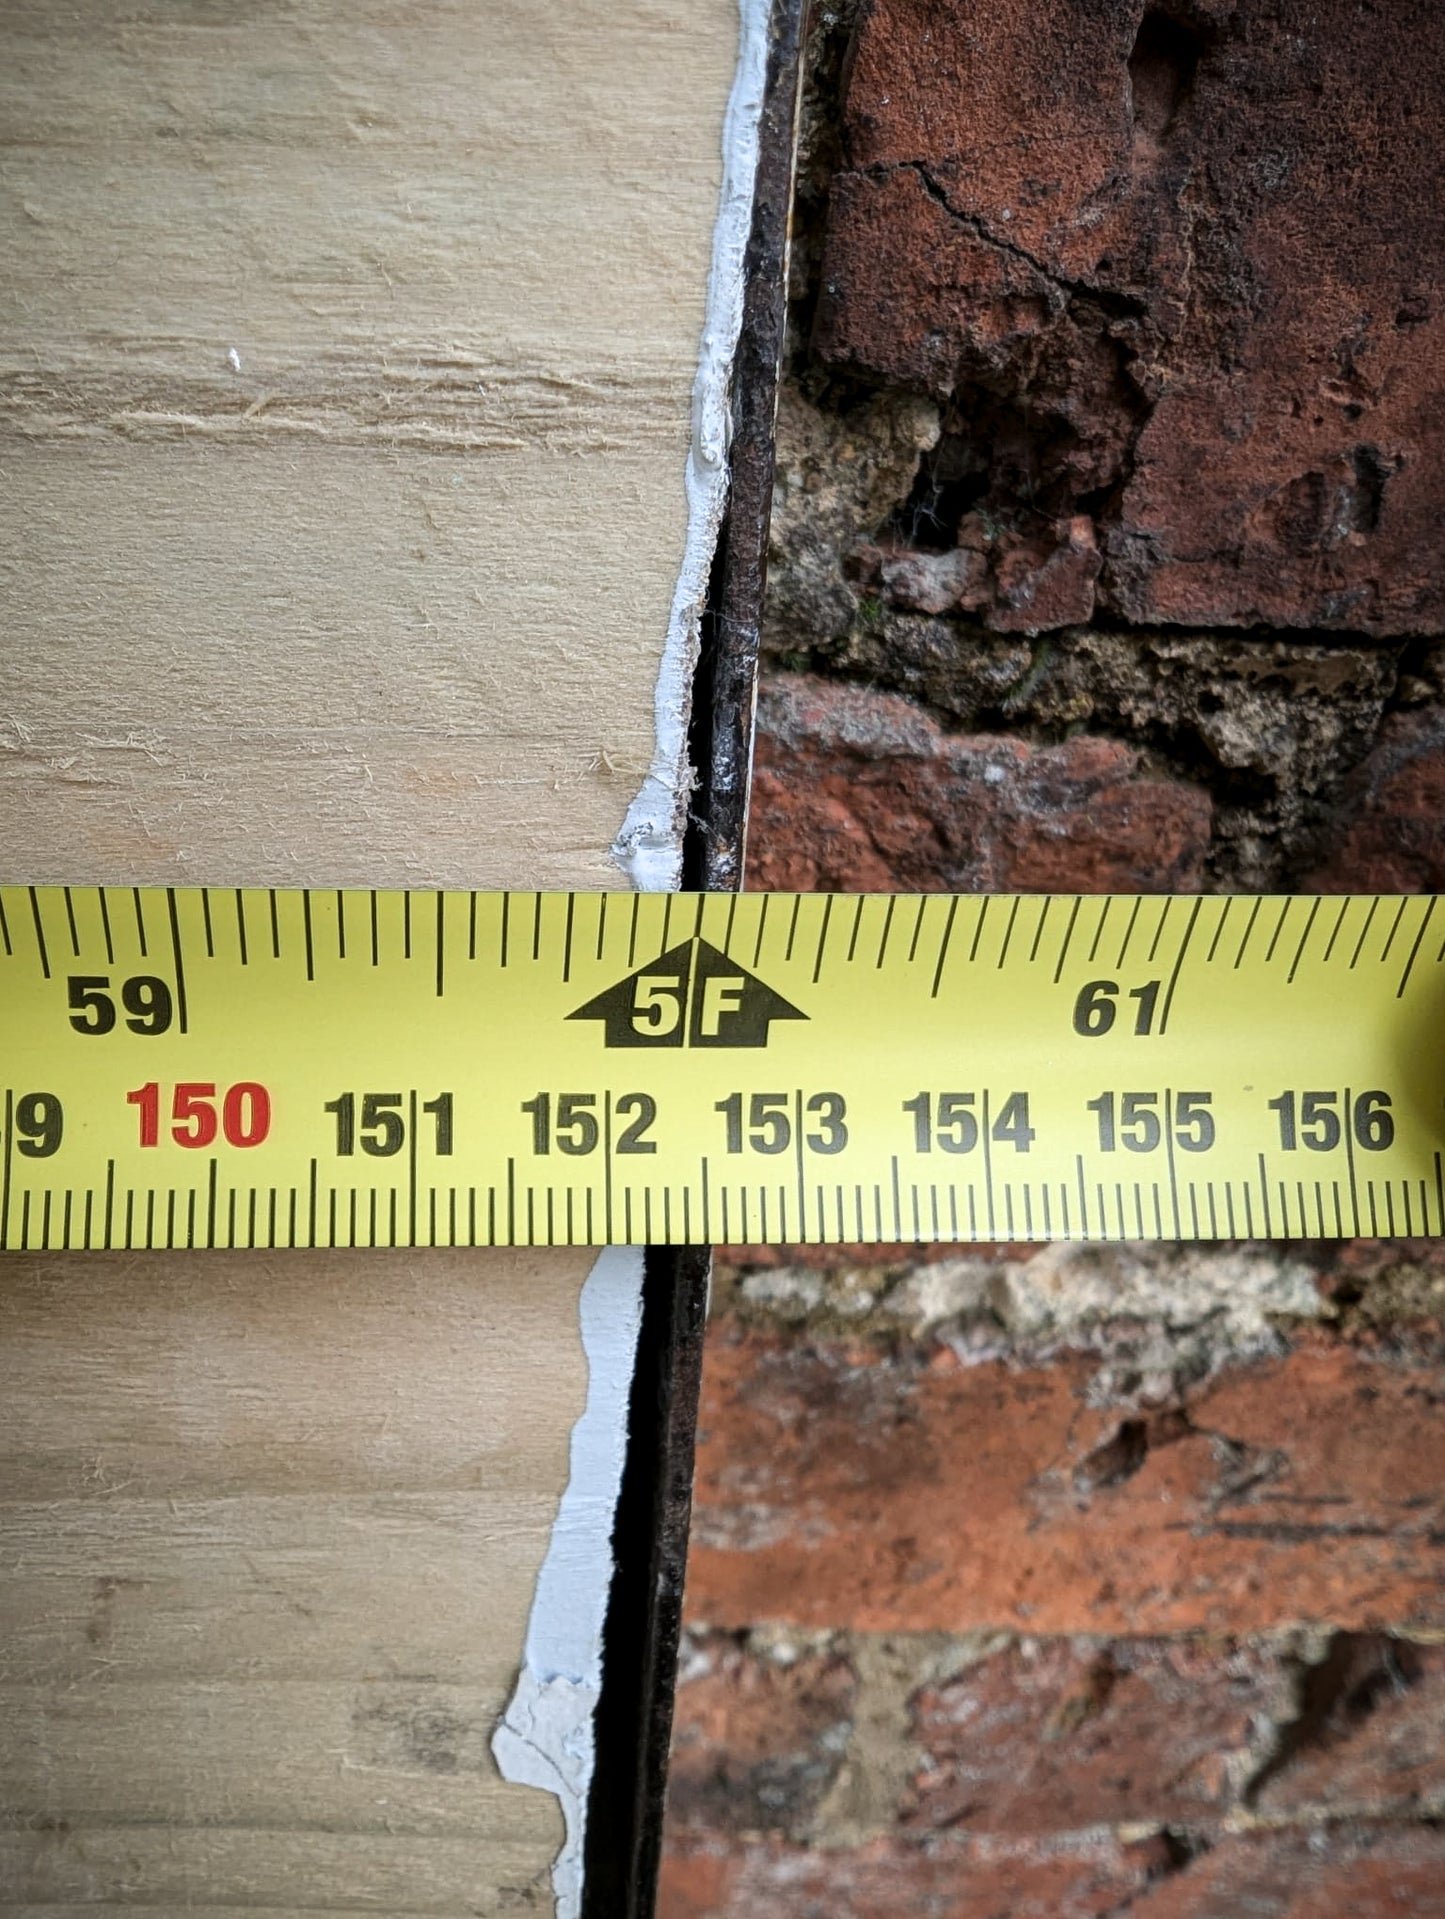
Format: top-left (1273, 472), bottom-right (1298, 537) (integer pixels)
top-left (567, 936), bottom-right (808, 1050)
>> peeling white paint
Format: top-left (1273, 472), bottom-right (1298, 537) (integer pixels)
top-left (492, 1247), bottom-right (646, 1919)
top-left (495, 6), bottom-right (769, 1907)
top-left (611, 0), bottom-right (772, 891)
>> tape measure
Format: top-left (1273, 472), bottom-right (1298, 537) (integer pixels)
top-left (0, 885), bottom-right (1440, 1250)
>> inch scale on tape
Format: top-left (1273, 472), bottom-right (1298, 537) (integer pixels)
top-left (0, 886), bottom-right (1441, 1250)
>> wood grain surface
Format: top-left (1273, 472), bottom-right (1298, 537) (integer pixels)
top-left (0, 0), bottom-right (742, 1909)
top-left (0, 0), bottom-right (735, 890)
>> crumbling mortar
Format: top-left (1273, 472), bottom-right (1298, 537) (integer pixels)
top-left (720, 1242), bottom-right (1329, 1393)
top-left (764, 366), bottom-right (1406, 776)
top-left (1222, 1806), bottom-right (1445, 1837)
top-left (672, 1621), bottom-right (1445, 1864)
top-left (763, 7), bottom-right (1430, 885)
top-left (759, 623), bottom-right (1404, 892)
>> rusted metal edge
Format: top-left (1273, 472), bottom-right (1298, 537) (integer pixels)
top-left (688, 1), bottom-right (810, 899)
top-left (579, 3), bottom-right (809, 1912)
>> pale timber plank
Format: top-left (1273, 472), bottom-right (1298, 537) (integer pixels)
top-left (0, 0), bottom-right (737, 888)
top-left (0, 1253), bottom-right (588, 1502)
top-left (0, 1495), bottom-right (562, 1687)
top-left (0, 1829), bottom-right (556, 1913)
top-left (0, 1682), bottom-right (556, 1838)
top-left (0, 0), bottom-right (745, 1909)
top-left (0, 1253), bottom-right (578, 1903)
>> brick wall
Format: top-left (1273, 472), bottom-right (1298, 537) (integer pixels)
top-left (659, 2), bottom-right (1445, 1912)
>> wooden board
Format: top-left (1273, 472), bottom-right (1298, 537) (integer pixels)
top-left (0, 0), bottom-right (744, 890)
top-left (0, 2), bottom-right (760, 1912)
top-left (0, 1254), bottom-right (576, 1902)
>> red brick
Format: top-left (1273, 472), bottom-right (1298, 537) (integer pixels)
top-left (748, 674), bottom-right (1210, 893)
top-left (1127, 1825), bottom-right (1445, 1918)
top-left (659, 1833), bottom-right (1162, 1919)
top-left (1258, 1636), bottom-right (1445, 1818)
top-left (721, 1242), bottom-right (1009, 1274)
top-left (905, 1638), bottom-right (1278, 1832)
top-left (657, 1850), bottom-right (734, 1919)
top-left (685, 1329), bottom-right (1445, 1636)
top-left (666, 1637), bottom-right (856, 1837)
top-left (815, 0), bottom-right (1445, 635)
top-left (1306, 710), bottom-right (1445, 892)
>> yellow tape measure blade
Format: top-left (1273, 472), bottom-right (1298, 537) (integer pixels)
top-left (0, 888), bottom-right (1440, 1249)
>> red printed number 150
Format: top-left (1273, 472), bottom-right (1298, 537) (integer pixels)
top-left (127, 1082), bottom-right (271, 1148)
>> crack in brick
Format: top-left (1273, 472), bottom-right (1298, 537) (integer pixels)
top-left (899, 159), bottom-right (1149, 326)
top-left (842, 158), bottom-right (1158, 622)
top-left (813, 0), bottom-right (1445, 636)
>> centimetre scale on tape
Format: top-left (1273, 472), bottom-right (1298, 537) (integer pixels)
top-left (0, 885), bottom-right (1442, 1251)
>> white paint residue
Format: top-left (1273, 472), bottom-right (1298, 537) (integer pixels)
top-left (492, 1248), bottom-right (646, 1919)
top-left (611, 0), bottom-right (772, 891)
top-left (496, 5), bottom-right (769, 1907)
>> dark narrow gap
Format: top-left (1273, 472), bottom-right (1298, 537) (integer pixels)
top-left (885, 434), bottom-right (989, 551)
top-left (1128, 9), bottom-right (1205, 144)
top-left (1348, 444), bottom-right (1396, 534)
top-left (578, 5), bottom-right (808, 1915)
top-left (1245, 1633), bottom-right (1427, 1805)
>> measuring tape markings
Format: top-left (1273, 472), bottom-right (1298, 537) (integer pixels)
top-left (0, 887), bottom-right (1441, 1248)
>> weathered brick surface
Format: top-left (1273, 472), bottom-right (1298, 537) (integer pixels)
top-left (815, 0), bottom-right (1445, 635)
top-left (1127, 1825), bottom-right (1445, 1917)
top-left (764, 398), bottom-right (1412, 891)
top-left (660, 1832), bottom-right (1165, 1919)
top-left (1307, 710), bottom-right (1445, 892)
top-left (685, 1329), bottom-right (1445, 1637)
top-left (665, 1637), bottom-right (857, 1838)
top-left (1257, 1636), bottom-right (1445, 1818)
top-left (750, 672), bottom-right (1211, 892)
top-left (661, 3), bottom-right (1445, 1903)
top-left (662, 1822), bottom-right (1445, 1918)
top-left (905, 1637), bottom-right (1282, 1832)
